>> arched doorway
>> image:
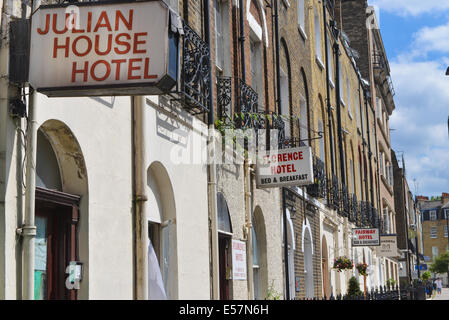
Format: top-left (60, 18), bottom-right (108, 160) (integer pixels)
top-left (302, 218), bottom-right (314, 299)
top-left (147, 161), bottom-right (178, 299)
top-left (252, 206), bottom-right (267, 300)
top-left (321, 236), bottom-right (330, 299)
top-left (34, 120), bottom-right (88, 300)
top-left (217, 192), bottom-right (233, 300)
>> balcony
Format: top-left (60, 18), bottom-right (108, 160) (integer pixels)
top-left (306, 156), bottom-right (326, 199)
top-left (216, 76), bottom-right (232, 122)
top-left (181, 24), bottom-right (211, 115)
top-left (339, 184), bottom-right (350, 218)
top-left (327, 174), bottom-right (340, 211)
top-left (349, 194), bottom-right (358, 223)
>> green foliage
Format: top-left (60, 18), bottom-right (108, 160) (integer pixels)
top-left (333, 256), bottom-right (354, 272)
top-left (265, 280), bottom-right (282, 300)
top-left (429, 252), bottom-right (449, 274)
top-left (386, 278), bottom-right (397, 287)
top-left (347, 276), bottom-right (363, 297)
top-left (421, 271), bottom-right (431, 281)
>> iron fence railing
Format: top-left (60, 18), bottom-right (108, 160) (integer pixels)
top-left (306, 156), bottom-right (327, 199)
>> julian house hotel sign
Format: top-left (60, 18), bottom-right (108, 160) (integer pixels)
top-left (29, 0), bottom-right (178, 97)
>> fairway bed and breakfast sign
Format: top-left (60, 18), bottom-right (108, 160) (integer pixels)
top-left (29, 0), bottom-right (176, 96)
top-left (352, 228), bottom-right (380, 247)
top-left (256, 146), bottom-right (314, 188)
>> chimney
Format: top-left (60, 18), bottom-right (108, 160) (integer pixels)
top-left (416, 195), bottom-right (429, 202)
top-left (442, 193), bottom-right (449, 205)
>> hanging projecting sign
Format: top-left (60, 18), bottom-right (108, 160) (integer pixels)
top-left (375, 234), bottom-right (399, 257)
top-left (29, 0), bottom-right (177, 97)
top-left (352, 228), bottom-right (380, 247)
top-left (256, 146), bottom-right (314, 189)
top-left (232, 240), bottom-right (247, 280)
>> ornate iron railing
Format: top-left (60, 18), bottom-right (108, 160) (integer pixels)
top-left (216, 76), bottom-right (232, 122)
top-left (339, 184), bottom-right (350, 217)
top-left (235, 79), bottom-right (258, 128)
top-left (307, 156), bottom-right (327, 199)
top-left (182, 24), bottom-right (211, 114)
top-left (349, 194), bottom-right (358, 223)
top-left (327, 175), bottom-right (340, 210)
top-left (372, 51), bottom-right (387, 71)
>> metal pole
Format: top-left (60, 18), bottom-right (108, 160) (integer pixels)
top-left (282, 188), bottom-right (290, 299)
top-left (334, 42), bottom-right (345, 184)
top-left (22, 88), bottom-right (37, 300)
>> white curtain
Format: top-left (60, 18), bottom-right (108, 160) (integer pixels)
top-left (148, 239), bottom-right (167, 300)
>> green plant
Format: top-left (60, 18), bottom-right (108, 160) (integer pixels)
top-left (333, 256), bottom-right (353, 272)
top-left (347, 276), bottom-right (363, 298)
top-left (355, 263), bottom-right (369, 276)
top-left (421, 271), bottom-right (431, 281)
top-left (265, 280), bottom-right (282, 300)
top-left (386, 278), bottom-right (396, 287)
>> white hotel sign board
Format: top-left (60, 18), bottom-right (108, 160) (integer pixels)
top-left (256, 146), bottom-right (314, 189)
top-left (352, 228), bottom-right (380, 247)
top-left (29, 1), bottom-right (174, 96)
top-left (232, 240), bottom-right (247, 280)
top-left (375, 235), bottom-right (400, 257)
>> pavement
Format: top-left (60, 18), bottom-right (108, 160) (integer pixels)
top-left (428, 287), bottom-right (449, 300)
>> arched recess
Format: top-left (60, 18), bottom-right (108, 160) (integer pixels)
top-left (216, 192), bottom-right (233, 300)
top-left (252, 205), bottom-right (268, 300)
top-left (246, 0), bottom-right (269, 47)
top-left (321, 236), bottom-right (331, 299)
top-left (147, 161), bottom-right (178, 299)
top-left (280, 38), bottom-right (292, 139)
top-left (282, 208), bottom-right (295, 299)
top-left (37, 119), bottom-right (89, 300)
top-left (302, 218), bottom-right (314, 299)
top-left (300, 68), bottom-right (311, 146)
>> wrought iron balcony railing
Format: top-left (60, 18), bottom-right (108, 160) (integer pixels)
top-left (349, 194), bottom-right (358, 223)
top-left (327, 174), bottom-right (340, 211)
top-left (306, 156), bottom-right (326, 199)
top-left (217, 76), bottom-right (232, 122)
top-left (181, 24), bottom-right (211, 115)
top-left (372, 51), bottom-right (387, 72)
top-left (338, 184), bottom-right (350, 217)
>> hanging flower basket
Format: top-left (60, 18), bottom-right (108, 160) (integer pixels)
top-left (333, 256), bottom-right (353, 272)
top-left (356, 263), bottom-right (369, 276)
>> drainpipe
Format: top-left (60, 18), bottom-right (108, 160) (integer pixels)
top-left (244, 160), bottom-right (254, 299)
top-left (239, 0), bottom-right (246, 81)
top-left (323, 0), bottom-right (335, 177)
top-left (204, 0), bottom-right (220, 300)
top-left (334, 42), bottom-right (345, 184)
top-left (22, 0), bottom-right (41, 300)
top-left (22, 87), bottom-right (37, 300)
top-left (132, 95), bottom-right (148, 300)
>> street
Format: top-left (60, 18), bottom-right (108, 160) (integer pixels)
top-left (429, 288), bottom-right (449, 300)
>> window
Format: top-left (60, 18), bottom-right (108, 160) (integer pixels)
top-left (339, 64), bottom-right (344, 105)
top-left (350, 159), bottom-right (355, 194)
top-left (430, 227), bottom-right (438, 239)
top-left (280, 68), bottom-right (290, 139)
top-left (297, 0), bottom-right (305, 36)
top-left (445, 209), bottom-right (449, 219)
top-left (430, 210), bottom-right (437, 221)
top-left (379, 152), bottom-right (384, 176)
top-left (250, 37), bottom-right (263, 110)
top-left (214, 0), bottom-right (224, 70)
top-left (376, 97), bottom-right (382, 120)
top-left (432, 246), bottom-right (439, 259)
top-left (327, 37), bottom-right (334, 86)
top-left (383, 208), bottom-right (390, 234)
top-left (347, 77), bottom-right (352, 117)
top-left (445, 225), bottom-right (448, 238)
top-left (318, 120), bottom-right (325, 163)
top-left (356, 88), bottom-right (360, 129)
top-left (300, 96), bottom-right (308, 145)
top-left (314, 10), bottom-right (323, 66)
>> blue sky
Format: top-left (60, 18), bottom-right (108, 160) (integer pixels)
top-left (369, 0), bottom-right (449, 198)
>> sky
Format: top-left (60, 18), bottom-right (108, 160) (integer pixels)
top-left (368, 0), bottom-right (449, 198)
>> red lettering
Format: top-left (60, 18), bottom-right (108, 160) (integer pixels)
top-left (53, 37), bottom-right (70, 58)
top-left (91, 60), bottom-right (111, 81)
top-left (133, 32), bottom-right (147, 54)
top-left (115, 10), bottom-right (134, 31)
top-left (72, 61), bottom-right (88, 82)
top-left (71, 13), bottom-right (85, 33)
top-left (52, 13), bottom-right (69, 34)
top-left (95, 34), bottom-right (112, 56)
top-left (143, 58), bottom-right (157, 79)
top-left (37, 14), bottom-right (50, 35)
top-left (111, 59), bottom-right (126, 80)
top-left (298, 151), bottom-right (303, 160)
top-left (72, 35), bottom-right (92, 57)
top-left (87, 12), bottom-right (92, 33)
top-left (94, 11), bottom-right (112, 32)
top-left (128, 58), bottom-right (142, 80)
top-left (114, 33), bottom-right (132, 54)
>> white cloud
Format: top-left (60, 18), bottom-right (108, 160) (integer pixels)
top-left (412, 22), bottom-right (449, 55)
top-left (389, 58), bottom-right (449, 197)
top-left (369, 0), bottom-right (449, 16)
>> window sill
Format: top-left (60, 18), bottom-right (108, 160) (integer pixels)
top-left (348, 111), bottom-right (353, 120)
top-left (329, 78), bottom-right (335, 89)
top-left (282, 0), bottom-right (290, 7)
top-left (316, 55), bottom-right (325, 70)
top-left (298, 26), bottom-right (307, 41)
top-left (340, 99), bottom-right (346, 107)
